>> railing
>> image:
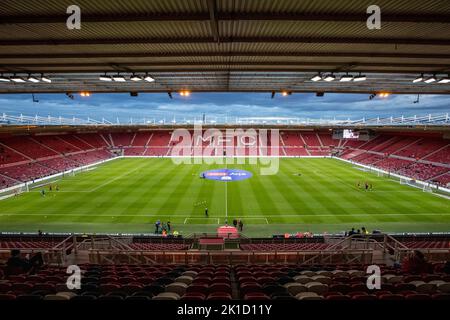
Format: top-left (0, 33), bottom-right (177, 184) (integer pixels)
top-left (87, 249), bottom-right (374, 266)
top-left (1, 112), bottom-right (448, 126)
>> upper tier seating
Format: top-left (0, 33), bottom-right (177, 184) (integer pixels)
top-left (394, 138), bottom-right (448, 159)
top-left (151, 132), bottom-right (171, 147)
top-left (131, 132), bottom-right (152, 147)
top-left (33, 136), bottom-right (80, 154)
top-left (1, 137), bottom-right (58, 159)
top-left (59, 135), bottom-right (94, 150)
top-left (74, 134), bottom-right (109, 148)
top-left (300, 133), bottom-right (321, 147)
top-left (423, 146), bottom-right (450, 164)
top-left (0, 145), bottom-right (28, 165)
top-left (111, 133), bottom-right (133, 147)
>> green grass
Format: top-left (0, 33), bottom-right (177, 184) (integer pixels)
top-left (0, 157), bottom-right (449, 237)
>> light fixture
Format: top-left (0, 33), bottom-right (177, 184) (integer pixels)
top-left (0, 74), bottom-right (10, 82)
top-left (99, 73), bottom-right (112, 81)
top-left (379, 92), bottom-right (390, 98)
top-left (41, 74), bottom-right (51, 83)
top-left (179, 90), bottom-right (190, 96)
top-left (80, 91), bottom-right (91, 97)
top-left (112, 74), bottom-right (126, 82)
top-left (354, 73), bottom-right (367, 82)
top-left (27, 75), bottom-right (40, 83)
top-left (144, 74), bottom-right (155, 82)
top-left (424, 76), bottom-right (436, 83)
top-left (324, 74), bottom-right (335, 82)
top-left (281, 91), bottom-right (292, 96)
top-left (438, 76), bottom-right (450, 84)
top-left (311, 74), bottom-right (322, 82)
top-left (413, 74), bottom-right (424, 83)
top-left (130, 74), bottom-right (143, 81)
top-left (10, 75), bottom-right (26, 83)
top-left (340, 74), bottom-right (353, 82)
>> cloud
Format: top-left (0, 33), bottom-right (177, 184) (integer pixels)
top-left (0, 92), bottom-right (448, 123)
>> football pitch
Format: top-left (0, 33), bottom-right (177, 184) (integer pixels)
top-left (0, 157), bottom-right (449, 237)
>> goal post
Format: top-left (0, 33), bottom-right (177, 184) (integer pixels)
top-left (0, 184), bottom-right (28, 200)
top-left (422, 184), bottom-right (433, 193)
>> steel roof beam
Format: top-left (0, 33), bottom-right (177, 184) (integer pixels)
top-left (1, 13), bottom-right (449, 24)
top-left (1, 37), bottom-right (448, 46)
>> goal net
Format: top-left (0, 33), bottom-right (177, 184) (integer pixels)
top-left (422, 185), bottom-right (433, 193)
top-left (400, 178), bottom-right (409, 185)
top-left (0, 184), bottom-right (28, 200)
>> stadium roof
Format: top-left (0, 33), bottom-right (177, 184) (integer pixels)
top-left (0, 0), bottom-right (449, 94)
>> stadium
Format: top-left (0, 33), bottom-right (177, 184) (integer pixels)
top-left (0, 0), bottom-right (449, 311)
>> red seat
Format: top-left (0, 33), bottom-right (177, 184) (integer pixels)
top-left (100, 284), bottom-right (121, 293)
top-left (350, 284), bottom-right (369, 292)
top-left (405, 294), bottom-right (431, 300)
top-left (323, 292), bottom-right (342, 298)
top-left (379, 294), bottom-right (405, 300)
top-left (394, 283), bottom-right (416, 293)
top-left (33, 283), bottom-right (56, 293)
top-left (240, 283), bottom-right (262, 296)
top-left (326, 295), bottom-right (351, 300)
top-left (121, 284), bottom-right (143, 293)
top-left (244, 293), bottom-right (270, 300)
top-left (374, 290), bottom-right (393, 297)
top-left (209, 283), bottom-right (231, 294)
top-left (8, 275), bottom-right (26, 282)
top-left (0, 283), bottom-right (12, 293)
top-left (238, 277), bottom-right (256, 284)
top-left (207, 292), bottom-right (232, 300)
top-left (12, 283), bottom-right (33, 293)
top-left (192, 277), bottom-right (211, 285)
top-left (101, 276), bottom-right (118, 283)
top-left (432, 293), bottom-right (450, 300)
top-left (256, 277), bottom-right (276, 285)
top-left (352, 294), bottom-right (377, 300)
top-left (329, 284), bottom-right (351, 294)
top-left (212, 277), bottom-right (230, 283)
top-left (186, 284), bottom-right (208, 294)
top-left (181, 293), bottom-right (206, 300)
top-left (348, 291), bottom-right (367, 297)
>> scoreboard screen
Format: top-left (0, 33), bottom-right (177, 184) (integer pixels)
top-left (343, 129), bottom-right (360, 139)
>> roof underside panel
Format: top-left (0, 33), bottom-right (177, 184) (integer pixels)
top-left (0, 0), bottom-right (449, 94)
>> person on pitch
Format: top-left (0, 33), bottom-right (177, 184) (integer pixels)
top-left (205, 207), bottom-right (209, 217)
top-left (238, 220), bottom-right (244, 232)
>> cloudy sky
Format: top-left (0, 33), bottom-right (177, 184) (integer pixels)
top-left (0, 92), bottom-right (449, 123)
